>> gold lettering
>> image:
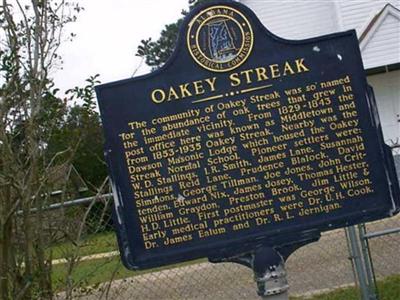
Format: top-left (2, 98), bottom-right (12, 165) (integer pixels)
top-left (151, 89), bottom-right (166, 104)
top-left (269, 64), bottom-right (281, 78)
top-left (255, 67), bottom-right (269, 81)
top-left (179, 83), bottom-right (193, 98)
top-left (295, 58), bottom-right (310, 72)
top-left (167, 87), bottom-right (180, 101)
top-left (283, 61), bottom-right (295, 75)
top-left (241, 69), bottom-right (254, 83)
top-left (205, 77), bottom-right (217, 92)
top-left (229, 73), bottom-right (241, 87)
top-left (193, 80), bottom-right (205, 95)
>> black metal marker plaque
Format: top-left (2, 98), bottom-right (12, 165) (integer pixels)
top-left (95, 1), bottom-right (400, 269)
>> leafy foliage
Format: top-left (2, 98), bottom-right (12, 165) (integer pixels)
top-left (0, 1), bottom-right (106, 299)
top-left (49, 74), bottom-right (107, 188)
top-left (135, 0), bottom-right (214, 69)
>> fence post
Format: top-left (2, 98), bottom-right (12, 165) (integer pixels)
top-left (358, 224), bottom-right (378, 299)
top-left (346, 226), bottom-right (377, 300)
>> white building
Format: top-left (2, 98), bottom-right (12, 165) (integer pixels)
top-left (241, 0), bottom-right (400, 146)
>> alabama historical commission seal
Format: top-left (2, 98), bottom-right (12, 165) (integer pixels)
top-left (187, 5), bottom-right (254, 72)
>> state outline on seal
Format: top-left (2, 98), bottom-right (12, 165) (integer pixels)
top-left (187, 5), bottom-right (254, 72)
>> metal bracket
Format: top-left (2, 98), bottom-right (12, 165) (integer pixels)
top-left (253, 247), bottom-right (289, 298)
top-left (209, 231), bottom-right (321, 299)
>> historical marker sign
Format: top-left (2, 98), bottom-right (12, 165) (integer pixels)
top-left (95, 1), bottom-right (400, 270)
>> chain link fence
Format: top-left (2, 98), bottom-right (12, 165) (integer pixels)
top-left (47, 144), bottom-right (400, 300)
top-left (359, 143), bottom-right (400, 296)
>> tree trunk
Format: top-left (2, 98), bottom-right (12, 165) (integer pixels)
top-left (0, 185), bottom-right (12, 299)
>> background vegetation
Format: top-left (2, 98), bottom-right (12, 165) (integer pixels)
top-left (0, 0), bottom-right (211, 298)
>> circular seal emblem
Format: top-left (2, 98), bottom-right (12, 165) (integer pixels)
top-left (187, 5), bottom-right (254, 72)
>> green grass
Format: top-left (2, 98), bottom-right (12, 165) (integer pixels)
top-left (52, 255), bottom-right (399, 299)
top-left (50, 230), bottom-right (204, 291)
top-left (52, 255), bottom-right (206, 291)
top-left (49, 233), bottom-right (400, 300)
top-left (292, 274), bottom-right (400, 300)
top-left (52, 256), bottom-right (126, 290)
top-left (49, 231), bottom-right (117, 260)
top-left (48, 229), bottom-right (400, 298)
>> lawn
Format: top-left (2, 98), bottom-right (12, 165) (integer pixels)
top-left (52, 255), bottom-right (206, 291)
top-left (49, 231), bottom-right (117, 260)
top-left (292, 275), bottom-right (400, 300)
top-left (52, 253), bottom-right (400, 300)
top-left (49, 232), bottom-right (400, 299)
